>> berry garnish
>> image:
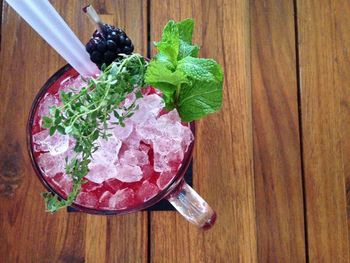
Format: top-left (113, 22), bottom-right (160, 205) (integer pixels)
top-left (86, 24), bottom-right (134, 69)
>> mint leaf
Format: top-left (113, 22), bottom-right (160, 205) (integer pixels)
top-left (154, 20), bottom-right (179, 63)
top-left (153, 53), bottom-right (176, 70)
top-left (176, 18), bottom-right (194, 43)
top-left (176, 19), bottom-right (199, 60)
top-left (178, 41), bottom-right (199, 60)
top-left (145, 53), bottom-right (188, 110)
top-left (158, 83), bottom-right (176, 110)
top-left (177, 56), bottom-right (223, 83)
top-left (177, 79), bottom-right (223, 122)
top-left (145, 59), bottom-right (188, 87)
top-left (147, 18), bottom-right (224, 122)
top-left (176, 57), bottom-right (223, 121)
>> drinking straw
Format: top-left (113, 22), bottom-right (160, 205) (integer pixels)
top-left (5, 0), bottom-right (99, 77)
top-left (83, 5), bottom-right (104, 34)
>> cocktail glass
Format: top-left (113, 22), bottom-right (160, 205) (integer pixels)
top-left (27, 65), bottom-right (216, 229)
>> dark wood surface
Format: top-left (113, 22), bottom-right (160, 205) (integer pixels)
top-left (0, 0), bottom-right (349, 262)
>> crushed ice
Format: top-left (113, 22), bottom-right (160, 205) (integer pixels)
top-left (34, 90), bottom-right (193, 208)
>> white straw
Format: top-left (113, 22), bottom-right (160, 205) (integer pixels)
top-left (5, 0), bottom-right (99, 77)
top-left (84, 5), bottom-right (104, 33)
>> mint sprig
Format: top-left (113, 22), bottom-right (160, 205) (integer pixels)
top-left (42, 54), bottom-right (147, 212)
top-left (145, 18), bottom-right (223, 121)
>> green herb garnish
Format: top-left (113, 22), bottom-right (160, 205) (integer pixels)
top-left (41, 19), bottom-right (223, 212)
top-left (42, 54), bottom-right (147, 212)
top-left (145, 18), bottom-right (223, 121)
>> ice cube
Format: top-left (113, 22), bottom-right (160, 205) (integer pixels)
top-left (51, 173), bottom-right (73, 195)
top-left (123, 92), bottom-right (136, 108)
top-left (166, 122), bottom-right (186, 140)
top-left (38, 94), bottom-right (60, 118)
top-left (85, 162), bottom-right (118, 184)
top-left (129, 109), bottom-right (153, 125)
top-left (135, 117), bottom-right (161, 143)
top-left (37, 153), bottom-right (65, 177)
top-left (156, 116), bottom-right (185, 141)
top-left (158, 109), bottom-right (181, 123)
top-left (137, 181), bottom-right (159, 202)
top-left (181, 126), bottom-right (194, 151)
top-left (156, 171), bottom-right (176, 190)
top-left (99, 190), bottom-right (113, 208)
top-left (129, 94), bottom-right (164, 124)
top-left (81, 180), bottom-right (102, 192)
top-left (112, 121), bottom-right (133, 140)
top-left (104, 178), bottom-right (123, 192)
top-left (152, 137), bottom-right (182, 155)
top-left (124, 130), bottom-right (141, 149)
top-left (75, 192), bottom-right (98, 208)
top-left (115, 164), bottom-right (143, 182)
top-left (33, 130), bottom-right (69, 155)
top-left (138, 94), bottom-right (165, 116)
top-left (167, 150), bottom-right (184, 171)
top-left (91, 135), bottom-right (122, 164)
top-left (120, 149), bottom-right (149, 167)
top-left (153, 153), bottom-right (171, 173)
top-left (139, 143), bottom-right (151, 154)
top-left (155, 109), bottom-right (194, 150)
top-left (147, 108), bottom-right (193, 174)
top-left (61, 76), bottom-right (86, 94)
top-left (153, 149), bottom-right (183, 173)
top-left (152, 137), bottom-right (183, 173)
top-left (109, 188), bottom-right (135, 209)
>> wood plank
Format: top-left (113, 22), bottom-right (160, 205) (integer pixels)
top-left (297, 0), bottom-right (350, 261)
top-left (251, 0), bottom-right (306, 262)
top-left (338, 1), bottom-right (350, 251)
top-left (150, 0), bottom-right (257, 262)
top-left (0, 1), bottom-right (148, 262)
top-left (0, 2), bottom-right (87, 262)
top-left (86, 215), bottom-right (107, 263)
top-left (106, 213), bottom-right (148, 263)
top-left (0, 0), bottom-right (3, 50)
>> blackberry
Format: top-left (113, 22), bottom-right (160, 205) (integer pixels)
top-left (86, 24), bottom-right (134, 69)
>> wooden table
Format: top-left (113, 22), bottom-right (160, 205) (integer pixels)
top-left (1, 0), bottom-right (349, 262)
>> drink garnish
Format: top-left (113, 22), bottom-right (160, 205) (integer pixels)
top-left (42, 54), bottom-right (147, 212)
top-left (84, 5), bottom-right (134, 69)
top-left (41, 18), bottom-right (223, 212)
top-left (145, 19), bottom-right (223, 122)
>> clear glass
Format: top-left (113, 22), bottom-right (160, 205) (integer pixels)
top-left (27, 64), bottom-right (216, 229)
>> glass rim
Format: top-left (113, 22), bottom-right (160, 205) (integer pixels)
top-left (26, 64), bottom-right (195, 215)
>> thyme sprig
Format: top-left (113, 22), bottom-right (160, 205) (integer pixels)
top-left (41, 54), bottom-right (148, 212)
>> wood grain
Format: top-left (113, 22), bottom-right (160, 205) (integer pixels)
top-left (297, 0), bottom-right (350, 261)
top-left (0, 0), bottom-right (2, 51)
top-left (0, 1), bottom-right (148, 262)
top-left (2, 0), bottom-right (350, 261)
top-left (251, 0), bottom-right (306, 262)
top-left (337, 1), bottom-right (350, 251)
top-left (106, 213), bottom-right (148, 263)
top-left (150, 0), bottom-right (257, 262)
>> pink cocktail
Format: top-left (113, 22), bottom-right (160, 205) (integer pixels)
top-left (28, 65), bottom-right (215, 228)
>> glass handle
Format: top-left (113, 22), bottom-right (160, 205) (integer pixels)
top-left (166, 180), bottom-right (216, 229)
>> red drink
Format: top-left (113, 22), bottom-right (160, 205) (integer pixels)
top-left (29, 66), bottom-right (194, 212)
